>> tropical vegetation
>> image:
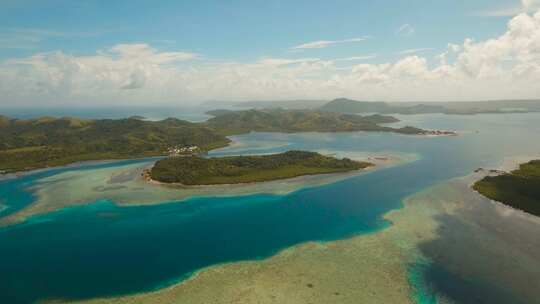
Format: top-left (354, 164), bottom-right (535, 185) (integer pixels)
top-left (473, 160), bottom-right (540, 216)
top-left (150, 150), bottom-right (371, 185)
top-left (0, 108), bottom-right (430, 173)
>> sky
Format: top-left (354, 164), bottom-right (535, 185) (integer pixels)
top-left (0, 0), bottom-right (540, 106)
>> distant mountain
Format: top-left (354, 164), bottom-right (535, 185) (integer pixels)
top-left (205, 109), bottom-right (234, 117)
top-left (320, 98), bottom-right (446, 114)
top-left (436, 99), bottom-right (540, 114)
top-left (320, 98), bottom-right (540, 115)
top-left (234, 100), bottom-right (328, 110)
top-left (320, 98), bottom-right (388, 113)
top-left (207, 98), bottom-right (540, 114)
top-left (0, 108), bottom-right (439, 173)
top-left (128, 115), bottom-right (147, 120)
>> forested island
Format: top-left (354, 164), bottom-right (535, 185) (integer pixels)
top-left (205, 108), bottom-right (429, 134)
top-left (149, 150), bottom-right (371, 185)
top-left (0, 109), bottom-right (444, 173)
top-left (473, 160), bottom-right (540, 216)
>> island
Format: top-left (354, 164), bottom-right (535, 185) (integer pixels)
top-left (473, 160), bottom-right (540, 216)
top-left (148, 150), bottom-right (372, 185)
top-left (0, 108), bottom-right (448, 174)
top-left (204, 108), bottom-right (431, 135)
top-left (319, 98), bottom-right (540, 115)
top-left (320, 98), bottom-right (447, 114)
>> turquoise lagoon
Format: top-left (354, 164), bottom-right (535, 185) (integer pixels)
top-left (1, 113), bottom-right (540, 303)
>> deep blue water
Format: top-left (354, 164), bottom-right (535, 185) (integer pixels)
top-left (1, 113), bottom-right (540, 303)
top-left (408, 261), bottom-right (527, 304)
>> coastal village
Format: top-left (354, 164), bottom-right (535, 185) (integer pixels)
top-left (167, 145), bottom-right (201, 157)
top-left (143, 145), bottom-right (202, 183)
top-left (424, 130), bottom-right (458, 136)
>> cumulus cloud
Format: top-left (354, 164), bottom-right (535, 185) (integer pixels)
top-left (291, 37), bottom-right (369, 50)
top-left (121, 70), bottom-right (146, 90)
top-left (110, 43), bottom-right (197, 63)
top-left (477, 0), bottom-right (540, 16)
top-left (256, 57), bottom-right (321, 67)
top-left (1, 10), bottom-right (540, 106)
top-left (0, 44), bottom-right (198, 104)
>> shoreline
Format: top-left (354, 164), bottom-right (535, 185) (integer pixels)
top-left (61, 155), bottom-right (540, 304)
top-left (0, 151), bottom-right (415, 227)
top-left (469, 154), bottom-right (540, 220)
top-left (0, 128), bottom-right (454, 178)
top-left (141, 162), bottom-right (376, 188)
top-left (58, 157), bottom-right (446, 304)
top-left (0, 156), bottom-right (165, 182)
top-left (139, 151), bottom-right (410, 189)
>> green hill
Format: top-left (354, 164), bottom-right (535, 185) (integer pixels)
top-left (0, 117), bottom-right (229, 173)
top-left (204, 108), bottom-right (420, 134)
top-left (0, 108), bottom-right (431, 173)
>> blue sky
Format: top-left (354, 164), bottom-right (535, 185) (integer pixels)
top-left (0, 0), bottom-right (516, 61)
top-left (0, 0), bottom-right (539, 105)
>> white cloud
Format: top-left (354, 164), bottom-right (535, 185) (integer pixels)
top-left (437, 43), bottom-right (462, 64)
top-left (396, 24), bottom-right (415, 36)
top-left (0, 44), bottom-right (198, 103)
top-left (1, 10), bottom-right (540, 105)
top-left (523, 0), bottom-right (540, 11)
top-left (477, 0), bottom-right (540, 16)
top-left (291, 37), bottom-right (369, 50)
top-left (334, 55), bottom-right (377, 61)
top-left (121, 70), bottom-right (146, 90)
top-left (109, 43), bottom-right (198, 63)
top-left (397, 48), bottom-right (435, 55)
top-left (256, 57), bottom-right (321, 67)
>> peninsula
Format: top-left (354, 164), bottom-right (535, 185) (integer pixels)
top-left (0, 108), bottom-right (445, 174)
top-left (0, 116), bottom-right (230, 174)
top-left (473, 160), bottom-right (540, 216)
top-left (149, 151), bottom-right (372, 185)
